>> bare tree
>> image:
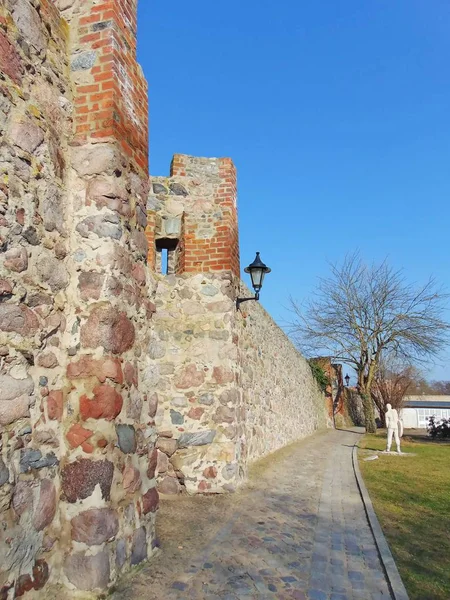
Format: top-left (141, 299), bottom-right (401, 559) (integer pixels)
top-left (290, 253), bottom-right (450, 432)
top-left (407, 377), bottom-right (450, 395)
top-left (371, 360), bottom-right (417, 427)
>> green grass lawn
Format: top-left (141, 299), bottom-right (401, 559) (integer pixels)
top-left (359, 432), bottom-right (450, 600)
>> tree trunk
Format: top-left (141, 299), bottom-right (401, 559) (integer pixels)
top-left (358, 367), bottom-right (377, 433)
top-left (361, 392), bottom-right (377, 433)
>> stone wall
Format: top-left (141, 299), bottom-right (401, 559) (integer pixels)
top-left (1, 1), bottom-right (330, 595)
top-left (147, 157), bottom-right (242, 494)
top-left (236, 286), bottom-right (329, 465)
top-left (0, 0), bottom-right (158, 596)
top-left (146, 157), bottom-right (328, 497)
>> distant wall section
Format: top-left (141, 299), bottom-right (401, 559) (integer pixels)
top-left (146, 156), bottom-right (329, 495)
top-left (236, 286), bottom-right (329, 466)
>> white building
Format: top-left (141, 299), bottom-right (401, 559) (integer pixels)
top-left (401, 395), bottom-right (450, 429)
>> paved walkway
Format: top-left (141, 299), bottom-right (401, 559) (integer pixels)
top-left (112, 429), bottom-right (392, 600)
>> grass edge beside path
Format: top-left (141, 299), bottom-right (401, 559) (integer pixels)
top-left (358, 432), bottom-right (450, 600)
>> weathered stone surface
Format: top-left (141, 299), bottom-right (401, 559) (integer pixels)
top-left (156, 450), bottom-right (169, 474)
top-left (219, 388), bottom-right (239, 405)
top-left (0, 393), bottom-right (31, 425)
top-left (64, 550), bottom-right (110, 591)
top-left (222, 463), bottom-right (238, 480)
top-left (116, 424), bottom-right (136, 454)
top-left (148, 337), bottom-right (165, 359)
top-left (37, 351), bottom-right (58, 369)
top-left (174, 364), bottom-right (205, 389)
top-left (78, 271), bottom-right (105, 300)
top-left (76, 214), bottom-right (122, 240)
top-left (0, 279), bottom-right (13, 296)
top-left (130, 527), bottom-right (147, 566)
top-left (11, 0), bottom-right (45, 52)
top-left (15, 559), bottom-right (49, 596)
top-left (213, 406), bottom-right (235, 424)
top-left (122, 465), bottom-right (141, 494)
top-left (0, 375), bottom-right (34, 402)
top-left (89, 182), bottom-right (131, 217)
top-left (47, 390), bottom-right (63, 421)
top-left (127, 388), bottom-right (143, 420)
top-left (142, 487), bottom-right (159, 514)
top-left (4, 247), bottom-right (28, 272)
top-left (201, 284), bottom-right (219, 296)
top-left (80, 385), bottom-right (123, 421)
top-left (12, 480), bottom-right (34, 516)
top-left (187, 406), bottom-right (204, 420)
top-left (123, 362), bottom-right (138, 387)
top-left (143, 364), bottom-right (160, 387)
top-left (199, 392), bottom-right (215, 406)
top-left (80, 306), bottom-right (135, 354)
top-left (170, 409), bottom-right (184, 425)
top-left (169, 183), bottom-right (188, 196)
top-left (0, 31), bottom-right (24, 84)
top-left (212, 366), bottom-right (234, 384)
top-left (20, 449), bottom-right (58, 472)
top-left (147, 448), bottom-right (158, 478)
top-left (67, 423), bottom-right (93, 448)
top-left (61, 459), bottom-right (114, 503)
top-left (71, 51), bottom-right (97, 71)
top-left (36, 252), bottom-right (69, 292)
top-left (41, 184), bottom-right (65, 233)
top-left (203, 466), bottom-right (218, 479)
top-left (152, 182), bottom-right (167, 194)
top-left (0, 459), bottom-right (9, 486)
top-left (23, 226), bottom-right (40, 245)
top-left (162, 216), bottom-right (181, 236)
top-left (116, 539), bottom-right (126, 570)
top-left (171, 397), bottom-right (187, 408)
top-left (178, 431), bottom-right (216, 448)
top-left (71, 508), bottom-right (119, 545)
top-left (71, 145), bottom-right (121, 176)
top-left (206, 300), bottom-right (230, 313)
top-left (148, 392), bottom-right (158, 418)
top-left (157, 476), bottom-right (179, 495)
top-left (67, 356), bottom-right (123, 384)
top-left (9, 120), bottom-right (44, 153)
top-left (33, 479), bottom-right (56, 531)
top-left (34, 429), bottom-right (59, 447)
top-left (156, 437), bottom-right (177, 456)
top-left (0, 304), bottom-right (39, 336)
top-left (130, 230), bottom-right (148, 258)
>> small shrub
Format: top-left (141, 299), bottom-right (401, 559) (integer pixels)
top-left (309, 361), bottom-right (330, 393)
top-left (427, 415), bottom-right (450, 439)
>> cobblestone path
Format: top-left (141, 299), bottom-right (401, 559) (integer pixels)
top-left (112, 429), bottom-right (392, 600)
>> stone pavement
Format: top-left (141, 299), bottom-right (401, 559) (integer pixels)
top-left (112, 429), bottom-right (392, 600)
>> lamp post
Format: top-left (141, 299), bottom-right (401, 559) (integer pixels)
top-left (236, 252), bottom-right (271, 310)
top-left (345, 374), bottom-right (350, 387)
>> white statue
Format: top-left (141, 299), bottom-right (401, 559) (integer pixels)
top-left (385, 403), bottom-right (402, 453)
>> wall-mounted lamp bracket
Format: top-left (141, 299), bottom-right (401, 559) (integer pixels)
top-left (236, 292), bottom-right (260, 310)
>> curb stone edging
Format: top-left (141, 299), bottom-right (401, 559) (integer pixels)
top-left (352, 445), bottom-right (410, 600)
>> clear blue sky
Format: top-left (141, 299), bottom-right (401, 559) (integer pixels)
top-left (137, 0), bottom-right (450, 380)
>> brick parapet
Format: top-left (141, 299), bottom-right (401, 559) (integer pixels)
top-left (147, 154), bottom-right (240, 277)
top-left (59, 0), bottom-right (148, 172)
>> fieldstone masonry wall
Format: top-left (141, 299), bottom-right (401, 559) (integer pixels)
top-left (0, 0), bottom-right (157, 597)
top-left (0, 1), bottom-right (328, 597)
top-left (147, 158), bottom-right (328, 497)
top-left (236, 285), bottom-right (329, 464)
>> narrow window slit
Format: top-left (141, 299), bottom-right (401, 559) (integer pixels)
top-left (156, 238), bottom-right (179, 275)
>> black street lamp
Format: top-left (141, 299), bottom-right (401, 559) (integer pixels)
top-left (236, 252), bottom-right (271, 309)
top-left (344, 374), bottom-right (350, 387)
